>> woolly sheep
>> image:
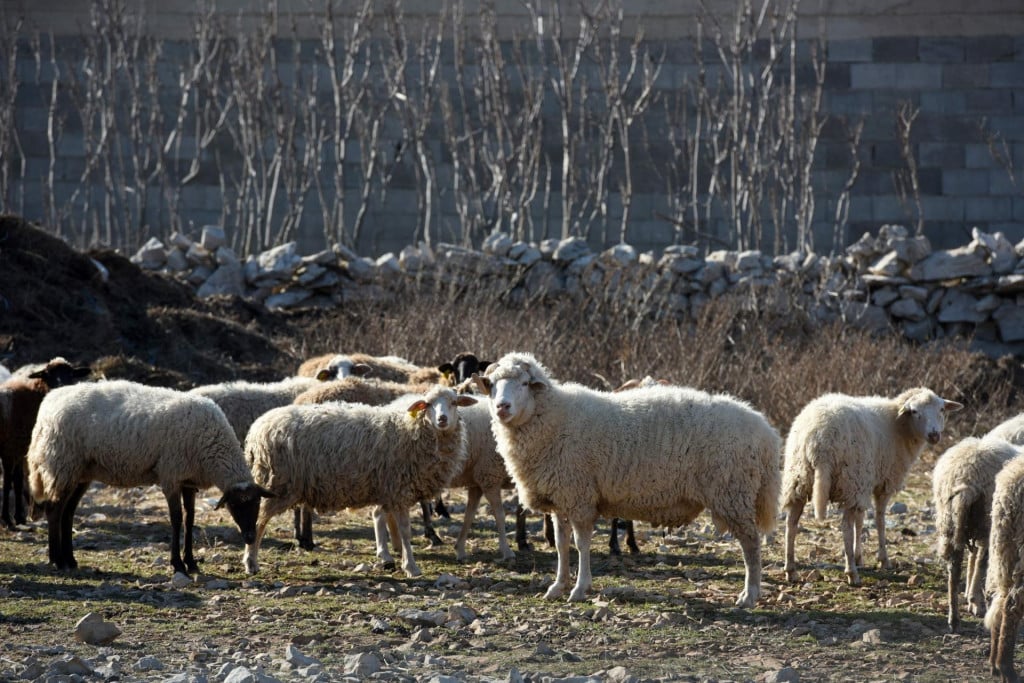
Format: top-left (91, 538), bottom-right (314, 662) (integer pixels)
top-left (297, 352), bottom-right (444, 385)
top-left (0, 357), bottom-right (91, 529)
top-left (189, 376), bottom-right (320, 443)
top-left (243, 385), bottom-right (476, 577)
top-left (781, 387), bottom-right (962, 586)
top-left (291, 375), bottom-right (442, 549)
top-left (473, 352), bottom-right (781, 607)
top-left (932, 436), bottom-right (1021, 632)
top-left (450, 400), bottom-right (516, 562)
top-left (986, 414), bottom-right (1024, 446)
top-left (27, 380), bottom-right (273, 575)
top-left (985, 454), bottom-right (1024, 682)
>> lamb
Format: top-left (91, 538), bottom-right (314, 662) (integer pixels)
top-left (986, 414), bottom-right (1024, 446)
top-left (189, 376), bottom-right (321, 443)
top-left (243, 385), bottom-right (476, 577)
top-left (297, 352), bottom-right (444, 385)
top-left (0, 357), bottom-right (92, 529)
top-left (27, 380), bottom-right (273, 575)
top-left (473, 352), bottom-right (781, 607)
top-left (781, 387), bottom-right (962, 586)
top-left (932, 435), bottom-right (1021, 632)
top-left (985, 454), bottom-right (1024, 682)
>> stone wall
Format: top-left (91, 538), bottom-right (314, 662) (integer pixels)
top-left (130, 225), bottom-right (1024, 360)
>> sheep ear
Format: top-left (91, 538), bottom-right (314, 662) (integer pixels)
top-left (614, 379), bottom-right (641, 393)
top-left (73, 366), bottom-right (91, 379)
top-left (471, 373), bottom-right (492, 395)
top-left (352, 364), bottom-right (372, 377)
top-left (944, 399), bottom-right (964, 412)
top-left (258, 485), bottom-right (276, 499)
top-left (438, 362), bottom-right (455, 375)
top-left (455, 395), bottom-right (477, 407)
top-left (897, 403), bottom-right (909, 418)
top-left (315, 369), bottom-right (332, 382)
top-left (407, 399), bottom-right (429, 418)
top-left (482, 363), bottom-right (499, 377)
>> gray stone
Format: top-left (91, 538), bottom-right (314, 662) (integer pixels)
top-left (169, 231), bottom-right (192, 250)
top-left (343, 652), bottom-right (381, 677)
top-left (134, 656), bottom-right (164, 672)
top-left (398, 609), bottom-right (448, 627)
top-left (74, 612), bottom-right (121, 645)
top-left (901, 318), bottom-right (935, 342)
top-left (166, 248), bottom-right (189, 272)
top-left (483, 231), bottom-right (514, 256)
top-left (997, 274), bottom-right (1024, 294)
top-left (976, 294), bottom-right (1003, 314)
top-left (660, 253), bottom-right (704, 275)
top-left (285, 645), bottom-right (319, 668)
top-left (937, 290), bottom-right (988, 323)
top-left (910, 245), bottom-right (992, 281)
top-left (186, 242), bottom-right (213, 266)
top-left (870, 287), bottom-right (899, 307)
top-left (132, 237), bottom-right (167, 269)
top-left (603, 243), bottom-right (637, 267)
top-left (736, 249), bottom-right (763, 271)
top-left (890, 501), bottom-right (908, 514)
top-left (446, 604), bottom-right (477, 625)
top-left (889, 298), bottom-right (927, 321)
top-left (840, 301), bottom-right (891, 334)
top-left (994, 303), bottom-right (1024, 342)
top-left (868, 251), bottom-right (905, 277)
top-left (973, 228), bottom-right (1018, 274)
top-left (169, 571), bottom-right (193, 588)
top-left (258, 242), bottom-right (302, 277)
top-left (553, 236), bottom-right (591, 262)
top-left (887, 236), bottom-right (932, 265)
top-left (862, 628), bottom-right (886, 644)
top-left (197, 262), bottom-right (245, 299)
top-left (762, 667), bottom-right (800, 683)
top-left (346, 257), bottom-right (376, 283)
top-left (303, 249), bottom-right (337, 266)
top-left (295, 263), bottom-right (326, 286)
top-left (897, 284), bottom-right (930, 301)
top-left (200, 225), bottom-right (226, 251)
top-left (706, 249), bottom-right (737, 269)
top-left (187, 264), bottom-right (215, 285)
top-left (223, 666), bottom-right (257, 683)
top-left (539, 238), bottom-right (560, 259)
top-left (49, 656), bottom-right (94, 676)
top-left (265, 289), bottom-right (313, 310)
top-left (514, 245), bottom-right (542, 266)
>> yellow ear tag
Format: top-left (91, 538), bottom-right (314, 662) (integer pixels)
top-left (408, 407), bottom-right (423, 420)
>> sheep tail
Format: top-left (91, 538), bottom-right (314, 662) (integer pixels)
top-left (756, 464), bottom-right (781, 534)
top-left (28, 462), bottom-right (53, 503)
top-left (812, 464), bottom-right (831, 521)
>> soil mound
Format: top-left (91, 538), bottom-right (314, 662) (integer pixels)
top-left (0, 215), bottom-right (299, 386)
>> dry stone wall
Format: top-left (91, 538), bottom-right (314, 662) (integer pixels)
top-left (131, 225), bottom-right (1024, 359)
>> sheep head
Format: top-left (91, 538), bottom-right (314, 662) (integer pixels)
top-left (476, 353), bottom-right (550, 428)
top-left (896, 388), bottom-right (964, 445)
top-left (406, 387), bottom-right (477, 433)
top-left (27, 357), bottom-right (91, 389)
top-left (216, 482), bottom-right (275, 544)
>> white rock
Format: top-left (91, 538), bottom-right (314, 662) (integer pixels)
top-left (170, 571), bottom-right (193, 588)
top-left (342, 652), bottom-right (381, 677)
top-left (285, 644), bottom-right (319, 668)
top-left (134, 655), bottom-right (164, 672)
top-left (200, 225), bottom-right (226, 251)
top-left (74, 612), bottom-right (122, 645)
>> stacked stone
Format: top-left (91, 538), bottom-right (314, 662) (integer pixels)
top-left (131, 223), bottom-right (1024, 358)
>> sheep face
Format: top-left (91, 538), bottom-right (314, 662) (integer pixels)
top-left (898, 391), bottom-right (964, 445)
top-left (216, 482), bottom-right (275, 544)
top-left (27, 358), bottom-right (91, 388)
top-left (315, 355), bottom-right (372, 382)
top-left (479, 367), bottom-right (547, 428)
top-left (407, 389), bottom-right (477, 434)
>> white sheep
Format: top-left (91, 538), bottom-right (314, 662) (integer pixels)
top-left (242, 385), bottom-right (476, 577)
top-left (450, 400), bottom-right (516, 562)
top-left (781, 387), bottom-right (962, 586)
top-left (296, 352), bottom-right (444, 384)
top-left (986, 414), bottom-right (1024, 446)
top-left (189, 376), bottom-right (320, 443)
top-left (27, 380), bottom-right (273, 575)
top-left (473, 352), bottom-right (781, 607)
top-left (932, 435), bottom-right (1021, 632)
top-left (985, 454), bottom-right (1024, 682)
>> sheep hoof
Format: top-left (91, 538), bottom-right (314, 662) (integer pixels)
top-left (846, 572), bottom-right (861, 586)
top-left (381, 560), bottom-right (396, 571)
top-left (567, 586), bottom-right (589, 602)
top-left (543, 584), bottom-right (566, 600)
top-left (735, 591), bottom-right (757, 608)
top-left (968, 601), bottom-right (986, 618)
top-left (784, 568), bottom-right (799, 583)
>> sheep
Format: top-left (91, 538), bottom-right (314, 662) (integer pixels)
top-left (932, 435), bottom-right (1021, 632)
top-left (26, 379), bottom-right (273, 575)
top-left (297, 352), bottom-right (444, 385)
top-left (781, 387), bottom-right (962, 586)
top-left (450, 400), bottom-right (516, 562)
top-left (985, 454), bottom-right (1024, 683)
top-left (291, 375), bottom-right (443, 549)
top-left (243, 385), bottom-right (476, 577)
top-left (0, 357), bottom-right (92, 529)
top-left (986, 414), bottom-right (1024, 446)
top-left (473, 352), bottom-right (781, 607)
top-left (188, 376), bottom-right (321, 444)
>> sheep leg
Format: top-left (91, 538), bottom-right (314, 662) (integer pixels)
top-left (482, 487), bottom-right (514, 561)
top-left (544, 513), bottom-right (572, 600)
top-left (967, 545), bottom-right (988, 618)
top-left (11, 460), bottom-right (28, 526)
top-left (543, 513), bottom-right (555, 547)
top-left (421, 500), bottom-right (444, 548)
top-left (455, 487), bottom-right (482, 561)
top-left (946, 545), bottom-right (964, 632)
top-left (434, 494), bottom-right (451, 520)
top-left (965, 546), bottom-right (978, 601)
top-left (783, 499), bottom-right (806, 582)
top-left (842, 508), bottom-right (861, 586)
top-left (394, 506), bottom-right (421, 578)
top-left (734, 528), bottom-right (763, 608)
top-left (994, 591), bottom-right (1023, 683)
top-left (873, 494), bottom-right (891, 569)
top-left (514, 502), bottom-right (531, 551)
top-left (568, 517), bottom-right (595, 602)
top-left (0, 463), bottom-right (15, 529)
top-left (294, 505), bottom-right (315, 551)
top-left (371, 506), bottom-right (397, 571)
top-left (609, 518), bottom-right (622, 556)
top-left (182, 488), bottom-right (200, 574)
top-left (625, 520), bottom-right (639, 554)
top-left (164, 489), bottom-right (191, 576)
top-left (243, 496), bottom-right (288, 575)
top-left (56, 482), bottom-right (88, 570)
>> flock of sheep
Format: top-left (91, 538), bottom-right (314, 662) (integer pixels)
top-left (3, 350), bottom-right (1024, 680)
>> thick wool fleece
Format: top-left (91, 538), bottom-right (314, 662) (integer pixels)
top-left (190, 376), bottom-right (320, 442)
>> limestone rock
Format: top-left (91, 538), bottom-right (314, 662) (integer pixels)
top-left (74, 612), bottom-right (122, 645)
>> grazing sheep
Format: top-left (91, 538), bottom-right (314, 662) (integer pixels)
top-left (986, 454), bottom-right (1024, 683)
top-left (291, 375), bottom-right (443, 549)
top-left (0, 357), bottom-right (91, 529)
top-left (932, 436), bottom-right (1021, 632)
top-left (450, 400), bottom-right (516, 562)
top-left (474, 352), bottom-right (781, 607)
top-left (782, 387), bottom-right (962, 586)
top-left (297, 352), bottom-right (444, 384)
top-left (27, 380), bottom-right (273, 575)
top-left (987, 414), bottom-right (1024, 446)
top-left (189, 376), bottom-right (320, 443)
top-left (243, 385), bottom-right (476, 577)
